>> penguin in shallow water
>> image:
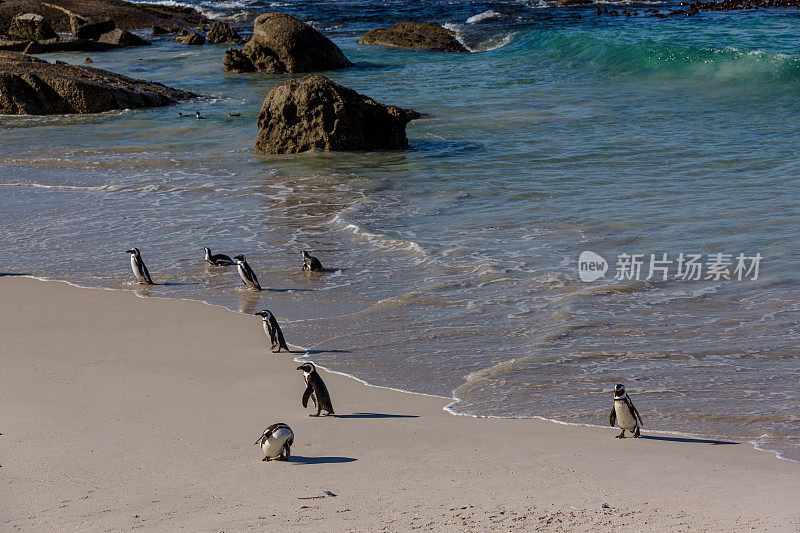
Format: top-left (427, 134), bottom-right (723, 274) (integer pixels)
top-left (233, 254), bottom-right (262, 291)
top-left (203, 247), bottom-right (234, 266)
top-left (297, 362), bottom-right (334, 417)
top-left (255, 309), bottom-right (289, 353)
top-left (125, 248), bottom-right (153, 285)
top-left (254, 422), bottom-right (293, 461)
top-left (301, 250), bottom-right (323, 272)
top-left (610, 383), bottom-right (643, 438)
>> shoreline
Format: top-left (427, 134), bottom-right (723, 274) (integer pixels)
top-left (8, 273), bottom-right (798, 466)
top-left (2, 276), bottom-right (799, 531)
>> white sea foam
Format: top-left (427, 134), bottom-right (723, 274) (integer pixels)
top-left (466, 10), bottom-right (503, 23)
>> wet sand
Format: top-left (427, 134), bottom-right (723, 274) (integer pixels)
top-left (1, 277), bottom-right (798, 531)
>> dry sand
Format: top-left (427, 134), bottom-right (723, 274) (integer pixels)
top-left (1, 277), bottom-right (798, 531)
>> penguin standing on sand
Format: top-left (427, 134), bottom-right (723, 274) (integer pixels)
top-left (297, 362), bottom-right (334, 417)
top-left (301, 251), bottom-right (323, 272)
top-left (233, 255), bottom-right (262, 291)
top-left (610, 383), bottom-right (643, 438)
top-left (203, 247), bottom-right (234, 266)
top-left (255, 309), bottom-right (289, 353)
top-left (125, 248), bottom-right (154, 285)
top-left (254, 422), bottom-right (293, 461)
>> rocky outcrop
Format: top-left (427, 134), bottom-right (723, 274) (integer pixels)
top-left (175, 31), bottom-right (204, 45)
top-left (357, 22), bottom-right (468, 53)
top-left (254, 74), bottom-right (419, 154)
top-left (8, 13), bottom-right (59, 41)
top-left (98, 28), bottom-right (150, 46)
top-left (206, 20), bottom-right (243, 44)
top-left (0, 51), bottom-right (195, 114)
top-left (223, 12), bottom-right (352, 74)
top-left (0, 0), bottom-right (208, 34)
top-left (73, 17), bottom-right (115, 40)
top-left (1, 37), bottom-right (120, 53)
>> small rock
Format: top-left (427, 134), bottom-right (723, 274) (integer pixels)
top-left (98, 29), bottom-right (150, 47)
top-left (74, 18), bottom-right (116, 41)
top-left (84, 57), bottom-right (93, 63)
top-left (206, 20), bottom-right (244, 44)
top-left (151, 26), bottom-right (169, 36)
top-left (175, 32), bottom-right (205, 45)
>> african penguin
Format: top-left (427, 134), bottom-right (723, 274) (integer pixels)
top-left (609, 383), bottom-right (643, 438)
top-left (301, 251), bottom-right (323, 272)
top-left (255, 309), bottom-right (289, 353)
top-left (233, 255), bottom-right (262, 291)
top-left (125, 248), bottom-right (154, 285)
top-left (297, 362), bottom-right (334, 417)
top-left (203, 247), bottom-right (234, 266)
top-left (254, 422), bottom-right (293, 461)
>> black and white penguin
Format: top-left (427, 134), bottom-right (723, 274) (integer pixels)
top-left (297, 362), bottom-right (334, 417)
top-left (195, 111), bottom-right (204, 120)
top-left (609, 383), bottom-right (643, 438)
top-left (203, 247), bottom-right (234, 266)
top-left (233, 254), bottom-right (262, 291)
top-left (255, 309), bottom-right (289, 353)
top-left (253, 422), bottom-right (293, 461)
top-left (125, 248), bottom-right (154, 285)
top-left (301, 250), bottom-right (323, 272)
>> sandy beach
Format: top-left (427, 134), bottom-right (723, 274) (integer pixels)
top-left (0, 276), bottom-right (797, 531)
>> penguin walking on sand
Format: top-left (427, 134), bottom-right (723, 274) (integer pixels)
top-left (125, 248), bottom-right (154, 285)
top-left (203, 247), bottom-right (234, 266)
top-left (233, 255), bottom-right (262, 291)
top-left (254, 423), bottom-right (293, 461)
top-left (297, 362), bottom-right (334, 417)
top-left (301, 251), bottom-right (323, 272)
top-left (610, 383), bottom-right (643, 438)
top-left (255, 309), bottom-right (289, 353)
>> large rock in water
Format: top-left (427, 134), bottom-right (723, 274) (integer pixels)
top-left (223, 12), bottom-right (352, 74)
top-left (254, 74), bottom-right (419, 154)
top-left (98, 28), bottom-right (150, 46)
top-left (0, 51), bottom-right (195, 114)
top-left (357, 22), bottom-right (468, 52)
top-left (8, 13), bottom-right (59, 41)
top-left (206, 20), bottom-right (243, 44)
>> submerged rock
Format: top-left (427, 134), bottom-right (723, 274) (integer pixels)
top-left (254, 74), bottom-right (419, 154)
top-left (98, 28), bottom-right (150, 46)
top-left (206, 20), bottom-right (243, 44)
top-left (357, 22), bottom-right (468, 53)
top-left (223, 12), bottom-right (352, 74)
top-left (0, 51), bottom-right (195, 114)
top-left (175, 31), bottom-right (204, 45)
top-left (8, 13), bottom-right (58, 41)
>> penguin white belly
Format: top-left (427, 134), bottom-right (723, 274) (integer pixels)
top-left (261, 427), bottom-right (292, 458)
top-left (131, 256), bottom-right (146, 283)
top-left (238, 265), bottom-right (254, 288)
top-left (615, 402), bottom-right (637, 430)
top-left (262, 320), bottom-right (271, 338)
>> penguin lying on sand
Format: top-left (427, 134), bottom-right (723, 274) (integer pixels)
top-left (254, 423), bottom-right (293, 461)
top-left (203, 247), bottom-right (234, 266)
top-left (301, 251), bottom-right (323, 272)
top-left (255, 309), bottom-right (289, 353)
top-left (297, 362), bottom-right (334, 416)
top-left (610, 383), bottom-right (643, 438)
top-left (125, 248), bottom-right (154, 285)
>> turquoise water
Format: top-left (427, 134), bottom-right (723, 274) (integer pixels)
top-left (1, 1), bottom-right (798, 460)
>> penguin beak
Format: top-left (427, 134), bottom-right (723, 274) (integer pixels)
top-left (296, 365), bottom-right (304, 371)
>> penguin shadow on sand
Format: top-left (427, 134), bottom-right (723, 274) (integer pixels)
top-left (639, 435), bottom-right (738, 445)
top-left (288, 455), bottom-right (358, 465)
top-left (332, 412), bottom-right (419, 419)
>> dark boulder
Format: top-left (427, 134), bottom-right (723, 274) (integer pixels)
top-left (8, 13), bottom-right (59, 41)
top-left (254, 74), bottom-right (418, 154)
top-left (74, 18), bottom-right (116, 40)
top-left (98, 28), bottom-right (150, 46)
top-left (175, 31), bottom-right (204, 45)
top-left (357, 22), bottom-right (468, 53)
top-left (0, 51), bottom-right (195, 114)
top-left (206, 20), bottom-right (243, 44)
top-left (151, 25), bottom-right (169, 36)
top-left (223, 12), bottom-right (352, 74)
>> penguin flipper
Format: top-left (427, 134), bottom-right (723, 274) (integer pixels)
top-left (142, 260), bottom-right (154, 284)
top-left (609, 407), bottom-right (616, 427)
top-left (302, 384), bottom-right (313, 408)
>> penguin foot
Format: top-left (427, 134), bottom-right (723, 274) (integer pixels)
top-left (615, 431), bottom-right (626, 439)
top-left (633, 428), bottom-right (641, 438)
top-left (262, 456), bottom-right (270, 461)
top-left (309, 414), bottom-right (320, 417)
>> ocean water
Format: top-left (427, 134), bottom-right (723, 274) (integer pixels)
top-left (1, 0), bottom-right (799, 461)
